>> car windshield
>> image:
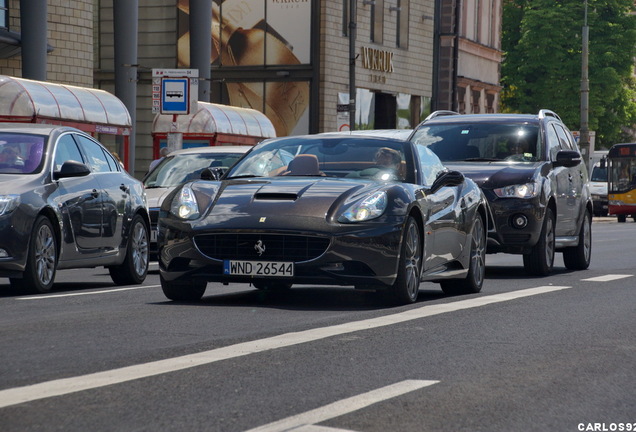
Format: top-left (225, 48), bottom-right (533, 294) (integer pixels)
top-left (410, 123), bottom-right (542, 162)
top-left (226, 136), bottom-right (409, 182)
top-left (0, 133), bottom-right (47, 174)
top-left (144, 151), bottom-right (245, 187)
top-left (591, 165), bottom-right (607, 182)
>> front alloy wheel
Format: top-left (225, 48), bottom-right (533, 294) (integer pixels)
top-left (391, 216), bottom-right (422, 305)
top-left (11, 216), bottom-right (57, 293)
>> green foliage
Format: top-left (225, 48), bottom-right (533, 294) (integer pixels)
top-left (501, 0), bottom-right (636, 148)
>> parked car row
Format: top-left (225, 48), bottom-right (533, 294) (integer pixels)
top-left (0, 108), bottom-right (593, 302)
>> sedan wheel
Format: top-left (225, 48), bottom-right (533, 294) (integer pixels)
top-left (523, 207), bottom-right (555, 276)
top-left (109, 214), bottom-right (149, 285)
top-left (11, 216), bottom-right (57, 293)
top-left (441, 213), bottom-right (486, 295)
top-left (391, 217), bottom-right (422, 305)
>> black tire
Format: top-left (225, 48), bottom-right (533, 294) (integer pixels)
top-left (390, 216), bottom-right (422, 305)
top-left (617, 214), bottom-right (626, 223)
top-left (252, 281), bottom-right (292, 291)
top-left (563, 211), bottom-right (592, 270)
top-left (160, 274), bottom-right (207, 301)
top-left (109, 214), bottom-right (149, 285)
top-left (441, 213), bottom-right (486, 295)
top-left (10, 216), bottom-right (57, 294)
top-left (523, 207), bottom-right (555, 276)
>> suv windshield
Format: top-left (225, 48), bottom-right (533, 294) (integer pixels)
top-left (591, 165), bottom-right (607, 182)
top-left (410, 123), bottom-right (541, 162)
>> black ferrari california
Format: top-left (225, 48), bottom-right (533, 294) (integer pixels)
top-left (158, 135), bottom-right (489, 304)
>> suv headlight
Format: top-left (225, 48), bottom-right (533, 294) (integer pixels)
top-left (170, 185), bottom-right (200, 220)
top-left (0, 195), bottom-right (20, 216)
top-left (493, 182), bottom-right (539, 199)
top-left (339, 191), bottom-right (387, 222)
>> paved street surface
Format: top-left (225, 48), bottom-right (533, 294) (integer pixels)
top-left (0, 217), bottom-right (634, 432)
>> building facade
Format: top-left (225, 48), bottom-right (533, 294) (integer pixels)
top-left (0, 0), bottom-right (502, 179)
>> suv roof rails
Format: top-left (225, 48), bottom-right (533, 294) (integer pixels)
top-left (538, 109), bottom-right (562, 121)
top-left (424, 110), bottom-right (460, 121)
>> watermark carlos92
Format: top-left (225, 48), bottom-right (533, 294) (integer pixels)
top-left (578, 423), bottom-right (636, 431)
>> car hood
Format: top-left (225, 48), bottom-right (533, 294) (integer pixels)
top-left (0, 173), bottom-right (44, 193)
top-left (145, 186), bottom-right (176, 208)
top-left (444, 162), bottom-right (542, 189)
top-left (191, 177), bottom-right (382, 229)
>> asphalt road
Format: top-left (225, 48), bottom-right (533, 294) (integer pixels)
top-left (0, 217), bottom-right (634, 432)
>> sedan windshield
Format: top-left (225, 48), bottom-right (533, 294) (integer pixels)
top-left (411, 123), bottom-right (542, 162)
top-left (144, 151), bottom-right (244, 187)
top-left (0, 133), bottom-right (47, 174)
top-left (226, 137), bottom-right (409, 182)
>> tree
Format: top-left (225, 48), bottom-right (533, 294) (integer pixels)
top-left (500, 0), bottom-right (636, 148)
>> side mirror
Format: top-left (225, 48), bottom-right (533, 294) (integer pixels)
top-left (600, 156), bottom-right (606, 169)
top-left (554, 150), bottom-right (582, 168)
top-left (53, 160), bottom-right (91, 180)
top-left (431, 170), bottom-right (464, 192)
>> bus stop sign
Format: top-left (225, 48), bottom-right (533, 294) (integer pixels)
top-left (152, 69), bottom-right (198, 115)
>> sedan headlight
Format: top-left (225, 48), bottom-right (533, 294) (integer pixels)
top-left (340, 191), bottom-right (387, 222)
top-left (170, 185), bottom-right (200, 220)
top-left (493, 182), bottom-right (539, 199)
top-left (0, 195), bottom-right (20, 216)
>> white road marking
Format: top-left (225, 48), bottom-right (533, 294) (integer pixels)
top-left (581, 274), bottom-right (632, 282)
top-left (0, 285), bottom-right (570, 409)
top-left (15, 285), bottom-right (160, 300)
top-left (244, 380), bottom-right (438, 432)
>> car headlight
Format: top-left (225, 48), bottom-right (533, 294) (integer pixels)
top-left (0, 195), bottom-right (20, 216)
top-left (493, 182), bottom-right (538, 199)
top-left (170, 185), bottom-right (200, 220)
top-left (340, 191), bottom-right (387, 222)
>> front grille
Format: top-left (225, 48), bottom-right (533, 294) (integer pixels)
top-left (194, 233), bottom-right (330, 262)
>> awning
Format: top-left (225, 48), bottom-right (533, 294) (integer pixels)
top-left (152, 101), bottom-right (276, 139)
top-left (0, 75), bottom-right (131, 134)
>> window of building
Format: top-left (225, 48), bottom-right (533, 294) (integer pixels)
top-left (471, 89), bottom-right (481, 113)
top-left (457, 87), bottom-right (466, 114)
top-left (371, 0), bottom-right (384, 44)
top-left (0, 0), bottom-right (8, 29)
top-left (342, 0), bottom-right (349, 36)
top-left (396, 0), bottom-right (409, 48)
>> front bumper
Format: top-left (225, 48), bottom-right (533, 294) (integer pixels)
top-left (483, 191), bottom-right (546, 254)
top-left (158, 219), bottom-right (404, 289)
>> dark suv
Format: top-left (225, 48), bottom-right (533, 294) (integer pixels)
top-left (409, 110), bottom-right (592, 275)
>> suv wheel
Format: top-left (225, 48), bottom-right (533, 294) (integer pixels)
top-left (523, 207), bottom-right (555, 276)
top-left (563, 211), bottom-right (592, 270)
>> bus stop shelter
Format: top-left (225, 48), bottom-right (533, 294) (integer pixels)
top-left (151, 101), bottom-right (276, 158)
top-left (0, 75), bottom-right (132, 167)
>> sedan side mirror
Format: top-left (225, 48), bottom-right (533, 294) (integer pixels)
top-left (431, 170), bottom-right (465, 192)
top-left (53, 160), bottom-right (91, 180)
top-left (554, 150), bottom-right (582, 168)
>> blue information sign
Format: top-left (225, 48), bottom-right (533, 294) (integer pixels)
top-left (161, 77), bottom-right (189, 114)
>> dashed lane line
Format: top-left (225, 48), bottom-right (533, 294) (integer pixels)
top-left (244, 380), bottom-right (439, 432)
top-left (15, 285), bottom-right (160, 300)
top-left (581, 274), bottom-right (633, 282)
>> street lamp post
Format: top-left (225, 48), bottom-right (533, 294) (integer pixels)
top-left (349, 0), bottom-right (357, 131)
top-left (580, 0), bottom-right (591, 169)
